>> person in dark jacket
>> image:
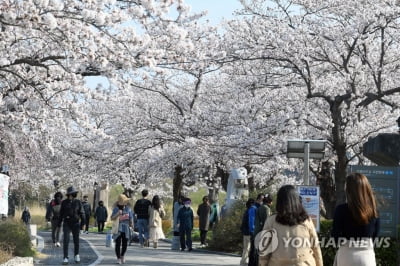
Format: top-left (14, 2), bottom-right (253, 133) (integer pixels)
top-left (196, 196), bottom-right (211, 247)
top-left (21, 206), bottom-right (31, 225)
top-left (94, 200), bottom-right (108, 233)
top-left (177, 198), bottom-right (194, 251)
top-left (81, 195), bottom-right (91, 234)
top-left (134, 189), bottom-right (152, 247)
top-left (46, 191), bottom-right (63, 247)
top-left (59, 186), bottom-right (85, 265)
top-left (240, 198), bottom-right (256, 266)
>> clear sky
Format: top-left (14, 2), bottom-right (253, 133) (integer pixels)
top-left (184, 0), bottom-right (242, 24)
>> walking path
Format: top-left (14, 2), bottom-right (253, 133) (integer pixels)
top-left (35, 231), bottom-right (241, 266)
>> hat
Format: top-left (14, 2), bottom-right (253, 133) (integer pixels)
top-left (117, 194), bottom-right (130, 205)
top-left (66, 186), bottom-right (79, 195)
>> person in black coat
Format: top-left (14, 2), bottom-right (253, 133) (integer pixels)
top-left (177, 198), bottom-right (194, 251)
top-left (94, 200), bottom-right (108, 233)
top-left (59, 186), bottom-right (85, 265)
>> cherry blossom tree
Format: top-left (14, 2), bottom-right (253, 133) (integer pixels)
top-left (225, 0), bottom-right (400, 215)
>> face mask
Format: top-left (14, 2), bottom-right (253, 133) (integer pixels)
top-left (185, 204), bottom-right (190, 208)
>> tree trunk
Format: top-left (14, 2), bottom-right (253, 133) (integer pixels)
top-left (316, 161), bottom-right (336, 219)
top-left (173, 165), bottom-right (184, 203)
top-left (330, 99), bottom-right (349, 214)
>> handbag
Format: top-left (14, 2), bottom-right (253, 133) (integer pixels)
top-left (111, 216), bottom-right (119, 234)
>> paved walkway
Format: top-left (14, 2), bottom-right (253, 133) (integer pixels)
top-left (35, 231), bottom-right (241, 266)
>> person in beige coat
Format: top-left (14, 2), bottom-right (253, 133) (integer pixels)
top-left (148, 195), bottom-right (165, 248)
top-left (258, 185), bottom-right (322, 266)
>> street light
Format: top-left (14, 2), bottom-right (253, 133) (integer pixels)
top-left (287, 139), bottom-right (327, 185)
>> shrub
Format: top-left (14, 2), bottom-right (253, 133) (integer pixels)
top-left (0, 221), bottom-right (35, 257)
top-left (208, 200), bottom-right (245, 253)
top-left (0, 242), bottom-right (13, 264)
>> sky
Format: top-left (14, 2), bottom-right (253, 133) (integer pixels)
top-left (184, 0), bottom-right (242, 24)
top-left (85, 1), bottom-right (243, 89)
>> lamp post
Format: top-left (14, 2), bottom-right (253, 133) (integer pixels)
top-left (287, 139), bottom-right (327, 185)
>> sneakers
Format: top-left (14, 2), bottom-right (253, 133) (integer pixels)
top-left (117, 258), bottom-right (122, 264)
top-left (55, 242), bottom-right (61, 247)
top-left (62, 258), bottom-right (69, 265)
top-left (121, 256), bottom-right (125, 264)
top-left (74, 254), bottom-right (80, 263)
top-left (85, 231), bottom-right (89, 234)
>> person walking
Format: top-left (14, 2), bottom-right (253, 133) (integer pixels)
top-left (252, 194), bottom-right (273, 266)
top-left (134, 189), bottom-right (151, 247)
top-left (208, 201), bottom-right (219, 230)
top-left (177, 198), bottom-right (194, 251)
top-left (81, 195), bottom-right (91, 234)
top-left (59, 186), bottom-right (85, 265)
top-left (258, 185), bottom-right (322, 266)
top-left (21, 206), bottom-right (31, 225)
top-left (196, 196), bottom-right (211, 247)
top-left (239, 198), bottom-right (256, 266)
top-left (254, 194), bottom-right (273, 235)
top-left (94, 200), bottom-right (108, 233)
top-left (45, 191), bottom-right (63, 247)
top-left (148, 195), bottom-right (165, 248)
top-left (111, 194), bottom-right (134, 265)
top-left (332, 173), bottom-right (380, 266)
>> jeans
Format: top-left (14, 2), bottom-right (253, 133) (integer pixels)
top-left (200, 229), bottom-right (208, 245)
top-left (97, 220), bottom-right (105, 232)
top-left (137, 219), bottom-right (149, 245)
top-left (115, 232), bottom-right (128, 259)
top-left (51, 219), bottom-right (61, 243)
top-left (63, 222), bottom-right (80, 258)
top-left (240, 235), bottom-right (251, 266)
top-left (180, 229), bottom-right (192, 250)
top-left (81, 214), bottom-right (90, 231)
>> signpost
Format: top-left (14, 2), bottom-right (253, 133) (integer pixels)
top-left (349, 165), bottom-right (399, 238)
top-left (297, 185), bottom-right (320, 232)
top-left (287, 139), bottom-right (326, 185)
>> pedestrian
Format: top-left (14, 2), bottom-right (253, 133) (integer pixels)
top-left (81, 195), bottom-right (91, 234)
top-left (220, 199), bottom-right (228, 220)
top-left (208, 201), bottom-right (219, 230)
top-left (134, 189), bottom-right (151, 247)
top-left (21, 206), bottom-right (31, 226)
top-left (45, 191), bottom-right (63, 247)
top-left (254, 194), bottom-right (273, 236)
top-left (332, 173), bottom-right (379, 266)
top-left (177, 198), bottom-right (194, 251)
top-left (254, 193), bottom-right (264, 208)
top-left (111, 194), bottom-right (134, 265)
top-left (94, 200), bottom-right (108, 233)
top-left (173, 195), bottom-right (184, 233)
top-left (196, 196), bottom-right (211, 247)
top-left (148, 195), bottom-right (165, 248)
top-left (59, 186), bottom-right (85, 265)
top-left (252, 194), bottom-right (273, 266)
top-left (258, 185), bottom-right (322, 266)
top-left (239, 198), bottom-right (256, 266)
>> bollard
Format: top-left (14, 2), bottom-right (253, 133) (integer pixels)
top-left (171, 231), bottom-right (180, 250)
top-left (106, 230), bottom-right (112, 247)
top-left (29, 224), bottom-right (37, 247)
